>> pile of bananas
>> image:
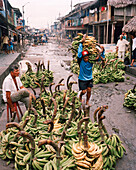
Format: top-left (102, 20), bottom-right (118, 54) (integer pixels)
top-left (70, 33), bottom-right (99, 63)
top-left (123, 84), bottom-right (136, 111)
top-left (71, 53), bottom-right (125, 84)
top-left (21, 60), bottom-right (53, 88)
top-left (72, 142), bottom-right (103, 169)
top-left (0, 75), bottom-right (126, 170)
top-left (102, 134), bottom-right (126, 169)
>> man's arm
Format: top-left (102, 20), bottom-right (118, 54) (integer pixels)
top-left (78, 43), bottom-right (83, 58)
top-left (78, 34), bottom-right (87, 58)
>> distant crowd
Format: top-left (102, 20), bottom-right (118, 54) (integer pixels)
top-left (116, 32), bottom-right (136, 66)
top-left (0, 33), bottom-right (21, 54)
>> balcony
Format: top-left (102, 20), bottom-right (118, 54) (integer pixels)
top-left (83, 16), bottom-right (89, 25)
top-left (8, 15), bottom-right (14, 25)
top-left (65, 25), bottom-right (87, 31)
top-left (89, 15), bottom-right (95, 23)
top-left (100, 12), bottom-right (107, 21)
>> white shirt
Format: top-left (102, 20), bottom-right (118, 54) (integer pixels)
top-left (2, 74), bottom-right (23, 102)
top-left (117, 39), bottom-right (129, 52)
top-left (132, 37), bottom-right (136, 51)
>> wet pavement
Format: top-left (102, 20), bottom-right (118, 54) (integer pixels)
top-left (0, 38), bottom-right (136, 169)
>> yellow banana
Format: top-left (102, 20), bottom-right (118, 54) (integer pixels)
top-left (77, 160), bottom-right (91, 167)
top-left (76, 161), bottom-right (90, 169)
top-left (72, 143), bottom-right (82, 154)
top-left (85, 155), bottom-right (95, 162)
top-left (72, 149), bottom-right (84, 159)
top-left (23, 152), bottom-right (31, 163)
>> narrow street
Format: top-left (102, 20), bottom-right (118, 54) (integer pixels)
top-left (0, 38), bottom-right (136, 169)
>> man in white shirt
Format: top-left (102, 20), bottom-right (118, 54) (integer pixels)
top-left (130, 34), bottom-right (136, 66)
top-left (2, 65), bottom-right (36, 113)
top-left (116, 35), bottom-right (129, 60)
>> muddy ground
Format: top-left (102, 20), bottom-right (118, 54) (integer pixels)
top-left (0, 37), bottom-right (136, 169)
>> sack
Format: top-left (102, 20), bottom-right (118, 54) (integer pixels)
top-left (124, 56), bottom-right (130, 65)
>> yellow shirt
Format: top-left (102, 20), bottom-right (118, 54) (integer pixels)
top-left (3, 36), bottom-right (9, 44)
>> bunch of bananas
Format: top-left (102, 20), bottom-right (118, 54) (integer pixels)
top-left (71, 53), bottom-right (125, 84)
top-left (102, 134), bottom-right (126, 169)
top-left (21, 60), bottom-right (53, 88)
top-left (52, 119), bottom-right (62, 132)
top-left (70, 33), bottom-right (98, 63)
top-left (72, 142), bottom-right (103, 169)
top-left (123, 84), bottom-right (136, 110)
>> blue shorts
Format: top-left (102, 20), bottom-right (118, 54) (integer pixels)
top-left (9, 45), bottom-right (13, 50)
top-left (78, 79), bottom-right (93, 90)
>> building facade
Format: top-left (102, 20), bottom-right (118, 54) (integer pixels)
top-left (58, 0), bottom-right (136, 44)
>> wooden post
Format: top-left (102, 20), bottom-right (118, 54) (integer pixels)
top-left (130, 35), bottom-right (132, 62)
top-left (111, 23), bottom-right (115, 44)
top-left (104, 25), bottom-right (106, 44)
top-left (124, 7), bottom-right (126, 26)
top-left (106, 4), bottom-right (109, 44)
top-left (93, 25), bottom-right (95, 37)
top-left (98, 25), bottom-right (100, 44)
top-left (16, 31), bottom-right (19, 53)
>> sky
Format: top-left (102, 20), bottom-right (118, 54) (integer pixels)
top-left (9, 0), bottom-right (91, 29)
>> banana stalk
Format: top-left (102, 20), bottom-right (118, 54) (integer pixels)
top-left (25, 62), bottom-right (32, 73)
top-left (43, 120), bottom-right (54, 133)
top-left (49, 83), bottom-right (55, 96)
top-left (78, 117), bottom-right (89, 144)
top-left (63, 90), bottom-right (67, 105)
top-left (55, 84), bottom-right (64, 92)
top-left (83, 105), bottom-right (90, 118)
top-left (94, 106), bottom-right (102, 122)
top-left (51, 98), bottom-right (57, 121)
top-left (68, 81), bottom-right (77, 93)
top-left (62, 97), bottom-right (69, 114)
top-left (22, 116), bottom-right (30, 129)
top-left (48, 93), bottom-right (57, 107)
top-left (30, 108), bottom-right (38, 126)
top-left (35, 82), bottom-right (42, 96)
top-left (41, 61), bottom-right (45, 71)
top-left (41, 99), bottom-right (46, 117)
top-left (98, 106), bottom-right (109, 137)
top-left (61, 97), bottom-right (76, 141)
top-left (98, 107), bottom-right (106, 120)
top-left (74, 106), bottom-right (82, 121)
top-left (41, 79), bottom-right (48, 95)
top-left (58, 79), bottom-right (64, 91)
top-left (67, 74), bottom-right (73, 90)
top-left (38, 139), bottom-right (60, 170)
top-left (47, 60), bottom-right (50, 73)
top-left (36, 60), bottom-right (40, 76)
top-left (28, 95), bottom-right (33, 112)
top-left (98, 115), bottom-right (106, 141)
top-left (17, 131), bottom-right (35, 168)
top-left (29, 86), bottom-right (36, 96)
top-left (6, 122), bottom-right (22, 131)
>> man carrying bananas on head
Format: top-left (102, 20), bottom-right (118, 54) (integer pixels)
top-left (78, 34), bottom-right (98, 105)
